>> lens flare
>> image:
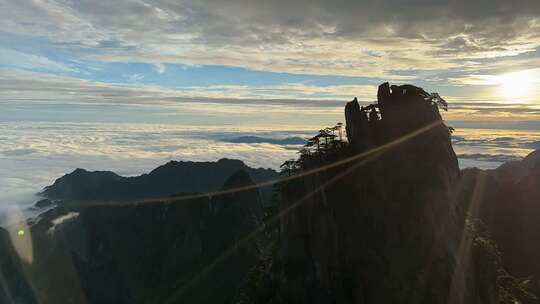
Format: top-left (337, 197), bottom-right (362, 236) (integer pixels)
top-left (6, 208), bottom-right (33, 264)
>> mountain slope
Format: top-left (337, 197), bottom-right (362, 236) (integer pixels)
top-left (459, 149), bottom-right (540, 278)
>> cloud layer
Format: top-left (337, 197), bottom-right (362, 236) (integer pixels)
top-left (2, 0), bottom-right (540, 83)
top-left (1, 115), bottom-right (539, 209)
top-left (2, 69), bottom-right (539, 124)
top-left (0, 121), bottom-right (318, 206)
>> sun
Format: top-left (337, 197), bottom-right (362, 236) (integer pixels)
top-left (498, 70), bottom-right (533, 99)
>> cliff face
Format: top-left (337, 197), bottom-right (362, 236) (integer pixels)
top-left (279, 83), bottom-right (494, 303)
top-left (459, 149), bottom-right (540, 278)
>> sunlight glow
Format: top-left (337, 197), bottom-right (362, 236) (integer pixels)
top-left (499, 70), bottom-right (533, 99)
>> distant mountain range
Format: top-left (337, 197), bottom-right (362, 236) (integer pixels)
top-left (41, 158), bottom-right (278, 206)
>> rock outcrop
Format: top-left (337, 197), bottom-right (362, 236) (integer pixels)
top-left (344, 82), bottom-right (448, 149)
top-left (278, 83), bottom-right (494, 303)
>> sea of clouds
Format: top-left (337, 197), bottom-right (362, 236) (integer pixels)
top-left (0, 122), bottom-right (312, 207)
top-left (1, 97), bottom-right (540, 226)
top-left (2, 120), bottom-right (540, 211)
top-left (451, 128), bottom-right (540, 169)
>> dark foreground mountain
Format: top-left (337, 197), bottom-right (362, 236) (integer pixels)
top-left (1, 167), bottom-right (265, 304)
top-left (240, 83), bottom-right (539, 304)
top-left (2, 83), bottom-right (539, 304)
top-left (269, 83), bottom-right (492, 303)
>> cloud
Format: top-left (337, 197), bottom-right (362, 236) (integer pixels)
top-left (220, 136), bottom-right (306, 145)
top-left (128, 73), bottom-right (145, 82)
top-left (48, 212), bottom-right (79, 235)
top-left (457, 153), bottom-right (523, 163)
top-left (0, 48), bottom-right (78, 73)
top-left (450, 128), bottom-right (540, 169)
top-left (154, 63), bottom-right (166, 74)
top-left (1, 149), bottom-right (38, 157)
top-left (451, 127), bottom-right (540, 169)
top-left (0, 68), bottom-right (377, 102)
top-left (0, 121), bottom-right (315, 208)
top-left (2, 118), bottom-right (538, 210)
top-left (452, 134), bottom-right (540, 151)
top-left (1, 69), bottom-right (538, 124)
top-left (2, 0), bottom-right (540, 79)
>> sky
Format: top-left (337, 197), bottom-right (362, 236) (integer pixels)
top-left (0, 0), bottom-right (539, 119)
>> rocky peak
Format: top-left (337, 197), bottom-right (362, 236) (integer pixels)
top-left (277, 83), bottom-right (489, 303)
top-left (345, 82), bottom-right (449, 150)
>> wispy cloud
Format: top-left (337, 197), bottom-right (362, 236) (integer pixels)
top-left (154, 63), bottom-right (166, 74)
top-left (0, 69), bottom-right (376, 101)
top-left (0, 48), bottom-right (78, 73)
top-left (127, 73), bottom-right (145, 82)
top-left (1, 69), bottom-right (539, 123)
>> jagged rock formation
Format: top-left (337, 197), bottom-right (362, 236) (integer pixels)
top-left (278, 83), bottom-right (495, 303)
top-left (459, 149), bottom-right (540, 279)
top-left (1, 166), bottom-right (265, 304)
top-left (345, 82), bottom-right (447, 149)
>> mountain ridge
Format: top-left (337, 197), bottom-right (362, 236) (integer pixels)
top-left (41, 158), bottom-right (278, 206)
